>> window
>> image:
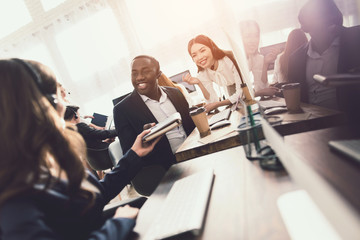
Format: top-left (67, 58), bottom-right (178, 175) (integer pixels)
top-left (41, 0), bottom-right (66, 11)
top-left (21, 43), bottom-right (61, 81)
top-left (125, 0), bottom-right (216, 49)
top-left (0, 0), bottom-right (32, 39)
top-left (56, 9), bottom-right (129, 81)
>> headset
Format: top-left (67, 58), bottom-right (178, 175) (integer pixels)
top-left (71, 109), bottom-right (79, 120)
top-left (64, 106), bottom-right (79, 121)
top-left (12, 58), bottom-right (58, 109)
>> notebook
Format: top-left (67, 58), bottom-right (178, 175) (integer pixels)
top-left (142, 112), bottom-right (182, 143)
top-left (328, 139), bottom-right (360, 163)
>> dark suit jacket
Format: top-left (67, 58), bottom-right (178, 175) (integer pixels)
top-left (288, 26), bottom-right (360, 120)
top-left (113, 87), bottom-right (195, 170)
top-left (76, 122), bottom-right (117, 149)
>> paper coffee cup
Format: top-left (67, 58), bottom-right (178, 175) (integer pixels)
top-left (282, 83), bottom-right (301, 113)
top-left (189, 107), bottom-right (211, 138)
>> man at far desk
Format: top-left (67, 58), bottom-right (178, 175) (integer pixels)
top-left (113, 55), bottom-right (195, 188)
top-left (288, 0), bottom-right (360, 120)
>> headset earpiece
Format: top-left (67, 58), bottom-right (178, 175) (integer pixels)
top-left (46, 94), bottom-right (58, 109)
top-left (157, 71), bottom-right (162, 79)
top-left (12, 58), bottom-right (58, 109)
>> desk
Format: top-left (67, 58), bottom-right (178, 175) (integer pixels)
top-left (133, 124), bottom-right (360, 239)
top-left (133, 146), bottom-right (298, 240)
top-left (175, 97), bottom-right (347, 162)
top-left (284, 124), bottom-right (360, 215)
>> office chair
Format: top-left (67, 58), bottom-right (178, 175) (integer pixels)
top-left (108, 139), bottom-right (123, 165)
top-left (87, 148), bottom-right (116, 172)
top-left (108, 139), bottom-right (165, 196)
top-left (112, 92), bottom-right (131, 106)
top-left (131, 165), bottom-right (167, 196)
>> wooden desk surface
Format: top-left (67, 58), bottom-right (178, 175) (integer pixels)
top-left (132, 146), bottom-right (298, 240)
top-left (175, 97), bottom-right (347, 162)
top-left (284, 124), bottom-right (360, 215)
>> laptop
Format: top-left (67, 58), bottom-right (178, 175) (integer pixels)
top-left (328, 139), bottom-right (360, 163)
top-left (169, 70), bottom-right (196, 93)
top-left (313, 73), bottom-right (360, 87)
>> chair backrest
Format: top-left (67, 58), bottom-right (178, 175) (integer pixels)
top-left (131, 165), bottom-right (167, 196)
top-left (108, 139), bottom-right (165, 196)
top-left (108, 139), bottom-right (123, 165)
top-left (259, 42), bottom-right (286, 70)
top-left (87, 148), bottom-right (116, 171)
top-left (112, 92), bottom-right (131, 106)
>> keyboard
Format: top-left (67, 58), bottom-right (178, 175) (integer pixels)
top-left (144, 169), bottom-right (214, 240)
top-left (328, 139), bottom-right (360, 163)
top-left (208, 108), bottom-right (232, 126)
top-left (258, 100), bottom-right (286, 110)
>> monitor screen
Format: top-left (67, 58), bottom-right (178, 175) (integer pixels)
top-left (169, 70), bottom-right (196, 93)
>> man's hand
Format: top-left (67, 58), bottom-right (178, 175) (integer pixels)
top-left (103, 137), bottom-right (116, 144)
top-left (113, 205), bottom-right (139, 219)
top-left (131, 129), bottom-right (161, 157)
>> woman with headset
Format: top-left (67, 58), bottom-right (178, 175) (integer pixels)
top-left (0, 58), bottom-right (160, 239)
top-left (183, 34), bottom-right (243, 113)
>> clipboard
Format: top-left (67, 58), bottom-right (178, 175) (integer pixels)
top-left (142, 112), bottom-right (182, 143)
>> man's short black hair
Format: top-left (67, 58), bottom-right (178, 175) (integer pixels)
top-left (132, 55), bottom-right (160, 74)
top-left (64, 105), bottom-right (79, 121)
top-left (298, 0), bottom-right (343, 32)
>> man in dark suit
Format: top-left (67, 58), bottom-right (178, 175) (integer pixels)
top-left (64, 105), bottom-right (117, 149)
top-left (288, 0), bottom-right (360, 121)
top-left (113, 55), bottom-right (195, 194)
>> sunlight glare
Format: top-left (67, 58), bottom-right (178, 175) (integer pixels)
top-left (56, 9), bottom-right (129, 81)
top-left (125, 0), bottom-right (216, 49)
top-left (0, 0), bottom-right (32, 39)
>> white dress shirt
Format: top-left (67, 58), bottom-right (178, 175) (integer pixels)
top-left (197, 56), bottom-right (242, 104)
top-left (248, 53), bottom-right (269, 92)
top-left (139, 87), bottom-right (187, 153)
top-left (306, 37), bottom-right (339, 110)
top-left (272, 53), bottom-right (287, 83)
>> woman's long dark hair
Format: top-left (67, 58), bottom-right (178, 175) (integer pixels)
top-left (0, 59), bottom-right (92, 209)
top-left (187, 34), bottom-right (226, 72)
top-left (279, 29), bottom-right (308, 81)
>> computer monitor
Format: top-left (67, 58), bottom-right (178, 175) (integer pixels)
top-left (169, 70), bottom-right (196, 93)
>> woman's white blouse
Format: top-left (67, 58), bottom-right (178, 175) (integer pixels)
top-left (197, 56), bottom-right (242, 104)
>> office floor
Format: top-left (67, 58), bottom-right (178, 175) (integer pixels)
top-left (109, 184), bottom-right (141, 204)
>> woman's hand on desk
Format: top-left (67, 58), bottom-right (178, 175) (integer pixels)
top-left (114, 205), bottom-right (139, 219)
top-left (131, 129), bottom-right (161, 157)
top-left (204, 99), bottom-right (231, 113)
top-left (255, 87), bottom-right (280, 97)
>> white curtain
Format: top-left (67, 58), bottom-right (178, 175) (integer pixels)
top-left (0, 0), bottom-right (359, 116)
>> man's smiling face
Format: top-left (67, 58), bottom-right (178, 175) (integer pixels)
top-left (131, 57), bottom-right (160, 98)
